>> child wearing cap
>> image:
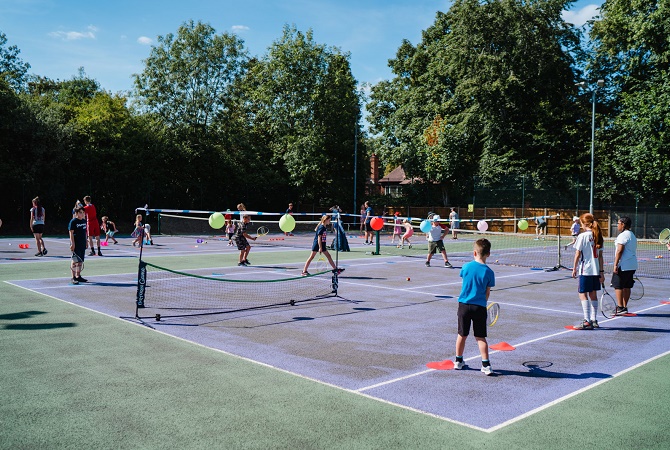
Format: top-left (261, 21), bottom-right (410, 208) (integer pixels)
top-left (564, 216), bottom-right (580, 250)
top-left (425, 215), bottom-right (452, 268)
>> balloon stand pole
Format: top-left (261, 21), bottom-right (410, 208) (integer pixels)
top-left (372, 230), bottom-right (381, 255)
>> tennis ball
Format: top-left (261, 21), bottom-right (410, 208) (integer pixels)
top-left (495, 260), bottom-right (499, 263)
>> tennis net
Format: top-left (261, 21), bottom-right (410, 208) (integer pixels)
top-left (135, 261), bottom-right (339, 320)
top-left (375, 227), bottom-right (669, 279)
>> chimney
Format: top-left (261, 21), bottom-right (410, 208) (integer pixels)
top-left (370, 154), bottom-right (379, 183)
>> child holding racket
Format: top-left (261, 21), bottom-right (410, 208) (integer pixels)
top-left (612, 216), bottom-right (637, 315)
top-left (453, 238), bottom-right (495, 375)
top-left (302, 215), bottom-right (344, 276)
top-left (68, 207), bottom-right (88, 284)
top-left (391, 212), bottom-right (402, 244)
top-left (571, 213), bottom-right (605, 329)
top-left (234, 215), bottom-right (256, 266)
top-left (425, 216), bottom-right (452, 268)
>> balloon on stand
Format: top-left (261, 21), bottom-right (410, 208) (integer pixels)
top-left (209, 212), bottom-right (225, 229)
top-left (477, 220), bottom-right (488, 232)
top-left (370, 217), bottom-right (384, 231)
top-left (279, 214), bottom-right (296, 233)
top-left (518, 219), bottom-right (529, 231)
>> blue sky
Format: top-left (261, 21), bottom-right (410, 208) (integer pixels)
top-left (1, 0), bottom-right (601, 95)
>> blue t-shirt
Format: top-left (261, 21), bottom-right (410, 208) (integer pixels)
top-left (458, 260), bottom-right (495, 307)
top-left (365, 207), bottom-right (373, 224)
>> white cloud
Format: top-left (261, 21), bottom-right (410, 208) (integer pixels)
top-left (49, 25), bottom-right (98, 41)
top-left (562, 4), bottom-right (600, 26)
top-left (231, 25), bottom-right (250, 33)
top-left (137, 36), bottom-right (153, 45)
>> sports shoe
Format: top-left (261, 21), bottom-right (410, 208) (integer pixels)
top-left (425, 261), bottom-right (430, 267)
top-left (615, 306), bottom-right (628, 316)
top-left (89, 250), bottom-right (96, 256)
top-left (76, 276), bottom-right (88, 283)
top-left (481, 365), bottom-right (493, 376)
top-left (301, 271), bottom-right (310, 276)
top-left (575, 320), bottom-right (594, 330)
top-left (334, 268), bottom-right (345, 275)
top-left (71, 278), bottom-right (79, 285)
top-left (238, 262), bottom-right (246, 267)
top-left (591, 320), bottom-right (599, 328)
top-left (454, 360), bottom-right (464, 370)
top-left (97, 250), bottom-right (103, 256)
top-left (444, 261), bottom-right (453, 268)
top-left (408, 244), bottom-right (412, 249)
top-left (244, 259), bottom-right (250, 265)
top-left (35, 252), bottom-right (43, 257)
top-left (42, 248), bottom-right (48, 255)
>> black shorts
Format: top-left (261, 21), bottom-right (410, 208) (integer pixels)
top-left (611, 270), bottom-right (636, 289)
top-left (365, 222), bottom-right (373, 232)
top-left (234, 236), bottom-right (249, 251)
top-left (457, 302), bottom-right (487, 338)
top-left (32, 224), bottom-right (44, 234)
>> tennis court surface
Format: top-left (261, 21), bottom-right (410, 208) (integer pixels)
top-left (4, 234), bottom-right (670, 432)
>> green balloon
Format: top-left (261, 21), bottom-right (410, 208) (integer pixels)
top-left (279, 214), bottom-right (296, 232)
top-left (518, 219), bottom-right (529, 231)
top-left (209, 212), bottom-right (225, 229)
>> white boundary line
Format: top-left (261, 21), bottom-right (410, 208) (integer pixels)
top-left (4, 277), bottom-right (670, 433)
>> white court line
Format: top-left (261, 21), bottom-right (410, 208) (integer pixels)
top-left (357, 301), bottom-right (669, 393)
top-left (4, 278), bottom-right (669, 433)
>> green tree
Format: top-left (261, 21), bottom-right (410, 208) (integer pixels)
top-left (589, 0), bottom-right (670, 206)
top-left (0, 31), bottom-right (31, 91)
top-left (367, 0), bottom-right (583, 206)
top-left (133, 20), bottom-right (249, 144)
top-left (247, 25), bottom-right (362, 208)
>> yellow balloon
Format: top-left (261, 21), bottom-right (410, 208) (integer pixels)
top-left (209, 212), bottom-right (225, 229)
top-left (518, 219), bottom-right (529, 231)
top-left (279, 214), bottom-right (296, 233)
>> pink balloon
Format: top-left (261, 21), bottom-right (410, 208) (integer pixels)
top-left (477, 220), bottom-right (488, 232)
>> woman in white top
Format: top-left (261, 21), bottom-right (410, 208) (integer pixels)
top-left (571, 213), bottom-right (604, 329)
top-left (30, 196), bottom-right (47, 257)
top-left (612, 216), bottom-right (637, 315)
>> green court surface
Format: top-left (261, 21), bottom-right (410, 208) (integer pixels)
top-left (1, 236), bottom-right (669, 449)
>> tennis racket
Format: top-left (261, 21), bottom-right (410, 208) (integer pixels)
top-left (630, 276), bottom-right (644, 301)
top-left (599, 283), bottom-right (616, 319)
top-left (659, 228), bottom-right (670, 244)
top-left (71, 252), bottom-right (84, 272)
top-left (315, 253), bottom-right (328, 272)
top-left (486, 302), bottom-right (500, 326)
top-left (256, 226), bottom-right (269, 238)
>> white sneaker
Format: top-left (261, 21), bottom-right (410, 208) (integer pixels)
top-left (481, 365), bottom-right (493, 376)
top-left (454, 360), bottom-right (464, 370)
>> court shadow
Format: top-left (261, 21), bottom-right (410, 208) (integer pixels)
top-left (597, 326), bottom-right (670, 333)
top-left (88, 282), bottom-right (137, 287)
top-left (3, 322), bottom-right (76, 330)
top-left (0, 310), bottom-right (48, 320)
top-left (493, 368), bottom-right (612, 379)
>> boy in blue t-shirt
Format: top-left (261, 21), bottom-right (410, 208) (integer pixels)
top-left (454, 238), bottom-right (495, 375)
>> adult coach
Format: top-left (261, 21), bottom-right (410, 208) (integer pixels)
top-left (612, 216), bottom-right (637, 315)
top-left (449, 207), bottom-right (459, 239)
top-left (363, 201), bottom-right (374, 245)
top-left (535, 216), bottom-right (547, 240)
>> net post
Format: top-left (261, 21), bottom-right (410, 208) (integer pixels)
top-left (372, 230), bottom-right (381, 255)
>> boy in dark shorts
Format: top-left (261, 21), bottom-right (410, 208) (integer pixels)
top-left (454, 238), bottom-right (495, 375)
top-left (233, 215), bottom-right (256, 266)
top-left (68, 207), bottom-right (88, 284)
